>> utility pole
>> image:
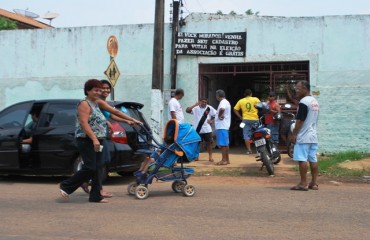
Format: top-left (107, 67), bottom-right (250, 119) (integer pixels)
top-left (170, 0), bottom-right (180, 90)
top-left (150, 0), bottom-right (165, 141)
top-left (152, 0), bottom-right (165, 90)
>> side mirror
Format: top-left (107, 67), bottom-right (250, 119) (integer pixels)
top-left (284, 104), bottom-right (292, 109)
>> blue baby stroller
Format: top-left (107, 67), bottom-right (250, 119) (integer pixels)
top-left (127, 119), bottom-right (201, 199)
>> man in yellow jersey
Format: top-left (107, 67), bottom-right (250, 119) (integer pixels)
top-left (233, 89), bottom-right (260, 154)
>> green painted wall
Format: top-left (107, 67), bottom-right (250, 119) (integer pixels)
top-left (0, 14), bottom-right (369, 152)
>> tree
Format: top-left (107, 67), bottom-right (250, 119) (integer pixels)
top-left (216, 10), bottom-right (223, 15)
top-left (229, 11), bottom-right (237, 16)
top-left (0, 17), bottom-right (17, 30)
top-left (245, 9), bottom-right (259, 16)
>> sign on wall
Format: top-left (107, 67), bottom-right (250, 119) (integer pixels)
top-left (104, 35), bottom-right (120, 88)
top-left (175, 32), bottom-right (246, 57)
top-left (104, 59), bottom-right (120, 87)
top-left (107, 35), bottom-right (118, 58)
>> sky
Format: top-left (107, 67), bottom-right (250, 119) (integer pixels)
top-left (1, 0), bottom-right (370, 28)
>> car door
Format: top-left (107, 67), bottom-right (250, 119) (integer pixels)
top-left (0, 101), bottom-right (34, 169)
top-left (34, 102), bottom-right (78, 171)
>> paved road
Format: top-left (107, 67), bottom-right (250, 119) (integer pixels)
top-left (0, 175), bottom-right (369, 240)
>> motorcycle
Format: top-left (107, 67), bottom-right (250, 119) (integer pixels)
top-left (281, 104), bottom-right (296, 158)
top-left (244, 102), bottom-right (281, 176)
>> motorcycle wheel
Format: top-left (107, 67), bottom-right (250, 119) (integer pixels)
top-left (286, 131), bottom-right (294, 159)
top-left (260, 150), bottom-right (274, 176)
top-left (269, 143), bottom-right (281, 164)
top-left (272, 155), bottom-right (281, 165)
top-left (287, 142), bottom-right (294, 158)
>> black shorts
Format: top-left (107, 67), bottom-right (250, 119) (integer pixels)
top-left (199, 132), bottom-right (213, 143)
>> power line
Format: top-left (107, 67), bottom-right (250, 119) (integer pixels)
top-left (194, 0), bottom-right (206, 12)
top-left (181, 0), bottom-right (192, 14)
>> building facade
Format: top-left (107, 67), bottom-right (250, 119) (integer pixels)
top-left (0, 13), bottom-right (369, 152)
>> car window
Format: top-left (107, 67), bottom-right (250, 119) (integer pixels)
top-left (42, 103), bottom-right (76, 127)
top-left (0, 102), bottom-right (32, 129)
top-left (24, 115), bottom-right (34, 128)
top-left (120, 106), bottom-right (141, 120)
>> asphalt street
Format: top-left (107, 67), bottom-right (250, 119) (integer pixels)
top-left (0, 175), bottom-right (369, 240)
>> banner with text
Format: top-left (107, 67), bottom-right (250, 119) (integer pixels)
top-left (175, 32), bottom-right (246, 57)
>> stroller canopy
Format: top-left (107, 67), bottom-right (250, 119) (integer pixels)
top-left (164, 119), bottom-right (201, 162)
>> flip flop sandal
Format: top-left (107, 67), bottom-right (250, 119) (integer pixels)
top-left (209, 159), bottom-right (214, 162)
top-left (101, 192), bottom-right (113, 198)
top-left (215, 161), bottom-right (228, 165)
top-left (309, 184), bottom-right (319, 190)
top-left (80, 183), bottom-right (90, 194)
top-left (290, 185), bottom-right (309, 191)
top-left (59, 189), bottom-right (69, 200)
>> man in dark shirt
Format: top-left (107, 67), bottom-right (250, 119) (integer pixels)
top-left (22, 111), bottom-right (39, 144)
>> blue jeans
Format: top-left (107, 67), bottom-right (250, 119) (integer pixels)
top-left (266, 124), bottom-right (279, 143)
top-left (242, 120), bottom-right (259, 140)
top-left (60, 138), bottom-right (105, 202)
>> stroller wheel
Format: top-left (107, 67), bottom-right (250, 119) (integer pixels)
top-left (135, 185), bottom-right (149, 199)
top-left (127, 182), bottom-right (138, 195)
top-left (172, 180), bottom-right (186, 193)
top-left (182, 184), bottom-right (196, 197)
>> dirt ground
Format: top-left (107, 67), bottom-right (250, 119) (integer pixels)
top-left (338, 157), bottom-right (370, 170)
top-left (190, 148), bottom-right (370, 185)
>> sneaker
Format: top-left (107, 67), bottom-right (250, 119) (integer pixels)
top-left (135, 171), bottom-right (145, 177)
top-left (246, 150), bottom-right (253, 155)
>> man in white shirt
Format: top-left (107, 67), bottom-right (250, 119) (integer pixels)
top-left (168, 89), bottom-right (185, 123)
top-left (186, 97), bottom-right (217, 162)
top-left (214, 89), bottom-right (231, 165)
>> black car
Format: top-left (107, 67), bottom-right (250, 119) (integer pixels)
top-left (0, 99), bottom-right (152, 180)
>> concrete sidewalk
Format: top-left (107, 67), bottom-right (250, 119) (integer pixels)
top-left (186, 146), bottom-right (297, 175)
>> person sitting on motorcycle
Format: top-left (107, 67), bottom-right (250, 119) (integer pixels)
top-left (264, 92), bottom-right (281, 144)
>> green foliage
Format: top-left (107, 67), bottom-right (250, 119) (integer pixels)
top-left (245, 9), bottom-right (260, 16)
top-left (0, 16), bottom-right (17, 30)
top-left (229, 11), bottom-right (237, 16)
top-left (215, 9), bottom-right (260, 16)
top-left (216, 10), bottom-right (223, 15)
top-left (318, 151), bottom-right (370, 176)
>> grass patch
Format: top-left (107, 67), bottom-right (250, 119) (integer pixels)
top-left (194, 168), bottom-right (273, 177)
top-left (318, 151), bottom-right (370, 177)
top-left (195, 168), bottom-right (248, 177)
